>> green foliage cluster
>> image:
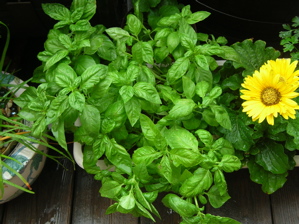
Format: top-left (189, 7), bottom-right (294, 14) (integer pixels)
top-left (280, 16), bottom-right (299, 60)
top-left (13, 0), bottom-right (299, 223)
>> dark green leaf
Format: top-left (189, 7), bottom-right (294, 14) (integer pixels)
top-left (255, 140), bottom-right (290, 174)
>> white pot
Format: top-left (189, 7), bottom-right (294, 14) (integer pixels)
top-left (0, 73), bottom-right (48, 203)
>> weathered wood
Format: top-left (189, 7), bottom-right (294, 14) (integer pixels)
top-left (71, 166), bottom-right (139, 224)
top-left (206, 169), bottom-right (272, 224)
top-left (270, 167), bottom-right (299, 224)
top-left (2, 157), bottom-right (75, 224)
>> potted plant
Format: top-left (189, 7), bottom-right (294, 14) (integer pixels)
top-left (15, 0), bottom-right (299, 223)
top-left (0, 21), bottom-right (73, 203)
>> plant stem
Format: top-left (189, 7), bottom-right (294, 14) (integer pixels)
top-left (0, 22), bottom-right (10, 72)
top-left (0, 131), bottom-right (30, 141)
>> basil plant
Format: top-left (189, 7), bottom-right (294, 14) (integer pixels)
top-left (15, 0), bottom-right (299, 223)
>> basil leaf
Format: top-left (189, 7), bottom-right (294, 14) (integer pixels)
top-left (124, 97), bottom-right (141, 126)
top-left (167, 99), bottom-right (196, 119)
top-left (140, 114), bottom-right (167, 149)
top-left (80, 64), bottom-right (107, 91)
top-left (169, 148), bottom-right (201, 167)
top-left (80, 104), bottom-right (101, 135)
top-left (162, 193), bottom-right (199, 218)
top-left (206, 185), bottom-right (230, 209)
top-left (69, 91), bottom-right (85, 111)
top-left (167, 57), bottom-right (190, 84)
top-left (42, 3), bottom-right (71, 21)
top-left (164, 126), bottom-right (198, 151)
top-left (219, 155), bottom-right (241, 173)
top-left (133, 82), bottom-right (161, 104)
top-left (54, 63), bottom-right (77, 88)
top-left (106, 27), bottom-right (130, 40)
top-left (100, 180), bottom-right (122, 199)
top-left (179, 167), bottom-right (213, 197)
top-left (105, 138), bottom-right (132, 175)
top-left (132, 41), bottom-right (154, 65)
top-left (132, 146), bottom-right (162, 166)
top-left (127, 14), bottom-right (142, 36)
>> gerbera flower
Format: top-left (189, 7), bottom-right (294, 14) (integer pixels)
top-left (240, 59), bottom-right (299, 125)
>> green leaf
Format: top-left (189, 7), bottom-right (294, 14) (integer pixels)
top-left (132, 41), bottom-right (154, 65)
top-left (127, 14), bottom-right (142, 36)
top-left (124, 96), bottom-right (141, 126)
top-left (96, 34), bottom-right (117, 61)
top-left (164, 126), bottom-right (198, 152)
top-left (195, 129), bottom-right (213, 147)
top-left (169, 148), bottom-right (201, 167)
top-left (80, 104), bottom-right (101, 135)
top-left (100, 180), bottom-right (122, 198)
top-left (104, 100), bottom-right (126, 129)
top-left (69, 91), bottom-right (85, 112)
top-left (71, 0), bottom-right (97, 20)
top-left (167, 57), bottom-right (190, 84)
top-left (105, 138), bottom-right (132, 175)
top-left (119, 193), bottom-right (135, 211)
top-left (54, 63), bottom-right (77, 88)
top-left (158, 13), bottom-right (181, 27)
top-left (194, 54), bottom-right (209, 71)
top-left (167, 99), bottom-right (196, 119)
top-left (159, 155), bottom-right (173, 183)
top-left (207, 185), bottom-right (231, 208)
top-left (120, 86), bottom-right (134, 103)
top-left (186, 11), bottom-right (210, 24)
top-left (133, 82), bottom-right (161, 104)
top-left (44, 50), bottom-right (69, 71)
top-left (80, 64), bottom-right (107, 91)
top-left (248, 160), bottom-right (288, 194)
top-left (210, 105), bottom-right (232, 130)
top-left (42, 3), bottom-right (71, 21)
top-left (255, 140), bottom-right (290, 174)
top-left (162, 193), bottom-right (199, 218)
top-left (224, 113), bottom-right (254, 151)
top-left (182, 76), bottom-right (195, 99)
top-left (179, 168), bottom-right (213, 197)
top-left (231, 39), bottom-right (280, 76)
top-left (219, 155), bottom-right (241, 172)
top-left (140, 114), bottom-right (167, 149)
top-left (167, 31), bottom-right (180, 53)
top-left (214, 169), bottom-right (228, 196)
top-left (286, 114), bottom-right (299, 145)
top-left (195, 81), bottom-right (210, 98)
top-left (106, 27), bottom-right (130, 40)
top-left (132, 146), bottom-right (162, 166)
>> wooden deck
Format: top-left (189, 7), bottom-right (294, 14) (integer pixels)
top-left (1, 147), bottom-right (299, 224)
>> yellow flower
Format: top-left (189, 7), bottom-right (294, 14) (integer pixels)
top-left (240, 59), bottom-right (299, 125)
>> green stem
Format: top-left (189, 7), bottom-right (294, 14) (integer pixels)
top-left (0, 22), bottom-right (10, 72)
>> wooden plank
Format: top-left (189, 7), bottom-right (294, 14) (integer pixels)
top-left (270, 167), bottom-right (299, 224)
top-left (2, 157), bottom-right (75, 224)
top-left (71, 166), bottom-right (139, 224)
top-left (205, 169), bottom-right (272, 224)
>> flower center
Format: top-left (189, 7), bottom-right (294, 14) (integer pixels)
top-left (261, 87), bottom-right (281, 106)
